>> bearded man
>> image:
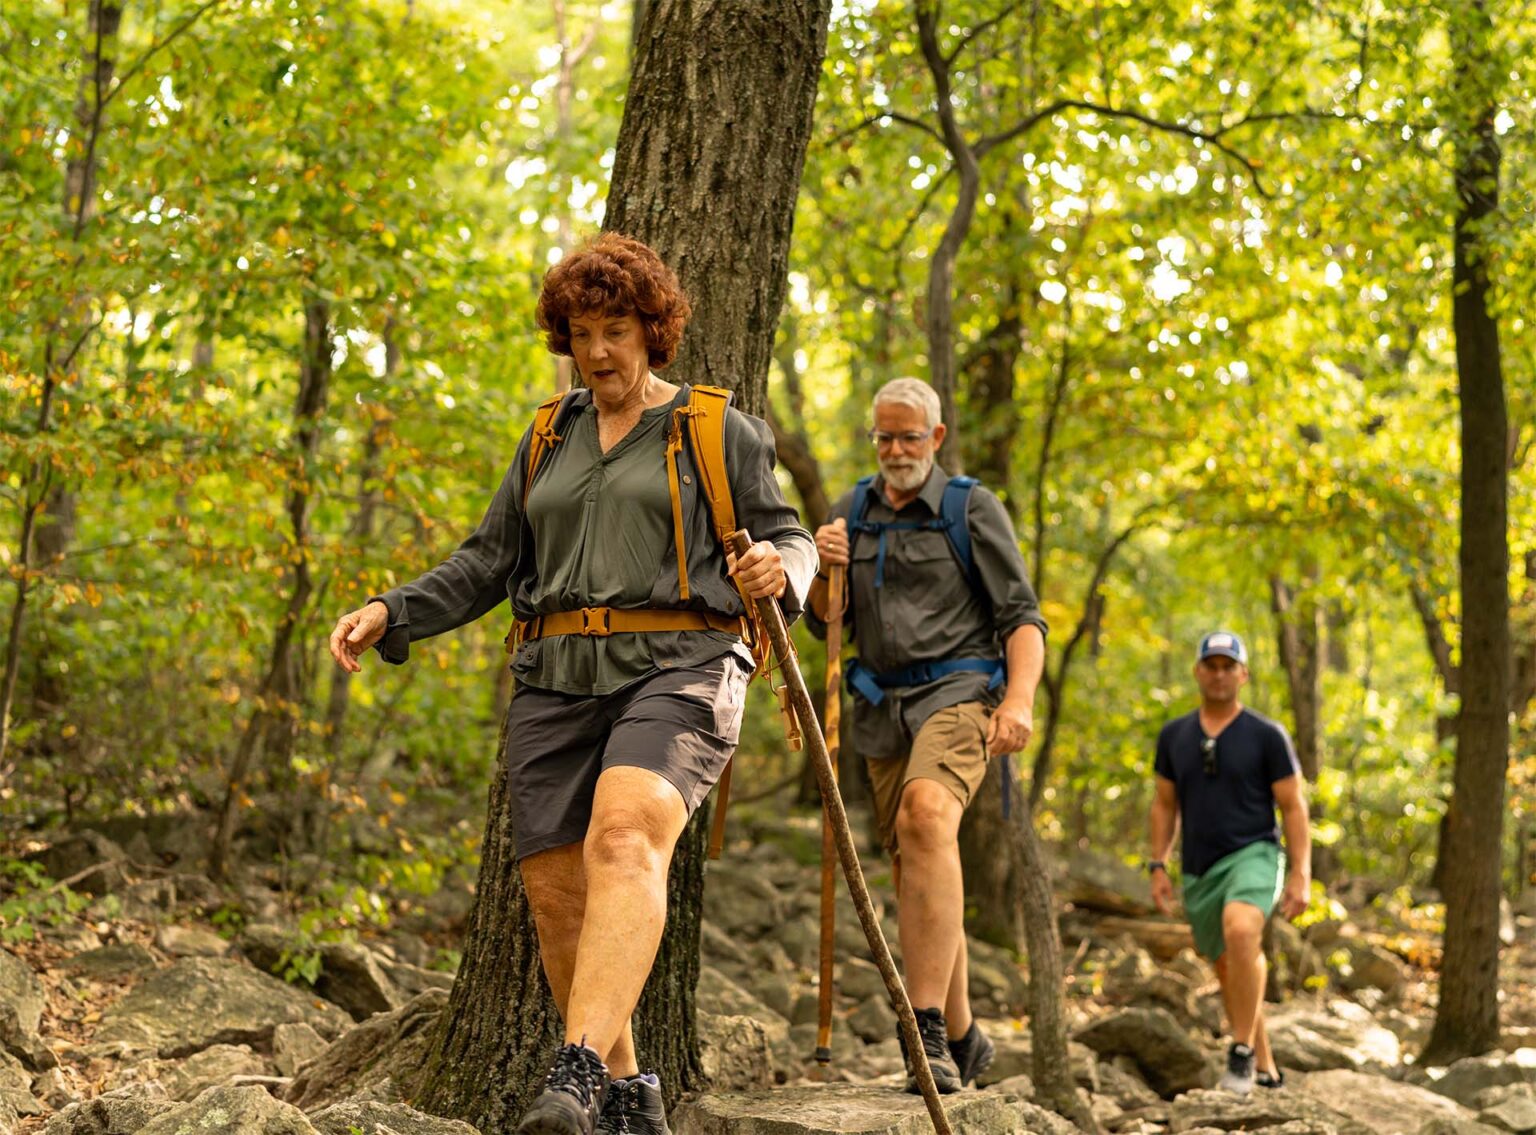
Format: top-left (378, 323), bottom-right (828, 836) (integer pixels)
top-left (807, 377), bottom-right (1047, 1094)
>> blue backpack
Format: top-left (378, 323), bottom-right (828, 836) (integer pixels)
top-left (845, 473), bottom-right (982, 591)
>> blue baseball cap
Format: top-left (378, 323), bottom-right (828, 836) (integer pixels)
top-left (1198, 630), bottom-right (1248, 665)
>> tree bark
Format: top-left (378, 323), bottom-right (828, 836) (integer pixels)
top-left (1269, 576), bottom-right (1333, 881)
top-left (414, 0), bottom-right (830, 1120)
top-left (1424, 2), bottom-right (1509, 1065)
top-left (1015, 801), bottom-right (1100, 1134)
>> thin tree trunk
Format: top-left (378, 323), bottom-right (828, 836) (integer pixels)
top-left (414, 0), bottom-right (831, 1120)
top-left (1016, 800), bottom-right (1099, 1133)
top-left (1425, 2), bottom-right (1509, 1064)
top-left (1270, 575), bottom-right (1332, 880)
top-left (212, 298), bottom-right (332, 880)
top-left (326, 329), bottom-right (397, 750)
top-left (0, 0), bottom-right (121, 765)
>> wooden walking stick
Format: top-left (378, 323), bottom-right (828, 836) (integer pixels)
top-left (814, 563), bottom-right (845, 1067)
top-left (732, 533), bottom-right (953, 1135)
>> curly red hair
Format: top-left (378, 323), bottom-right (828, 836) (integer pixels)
top-left (536, 233), bottom-right (692, 368)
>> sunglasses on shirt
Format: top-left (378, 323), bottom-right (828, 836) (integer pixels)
top-left (1201, 735), bottom-right (1218, 777)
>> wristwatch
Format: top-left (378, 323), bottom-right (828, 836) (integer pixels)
top-left (1146, 860), bottom-right (1167, 876)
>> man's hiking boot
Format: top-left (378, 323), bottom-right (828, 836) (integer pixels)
top-left (948, 1019), bottom-right (994, 1087)
top-left (595, 1073), bottom-right (670, 1134)
top-left (517, 1043), bottom-right (609, 1135)
top-left (898, 1007), bottom-right (964, 1094)
top-left (1219, 1042), bottom-right (1256, 1096)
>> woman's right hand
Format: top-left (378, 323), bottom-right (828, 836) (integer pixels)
top-left (814, 517), bottom-right (849, 567)
top-left (329, 601), bottom-right (390, 673)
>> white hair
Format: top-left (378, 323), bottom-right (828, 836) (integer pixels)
top-left (872, 377), bottom-right (941, 429)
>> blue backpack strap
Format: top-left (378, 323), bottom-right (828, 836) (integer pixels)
top-left (938, 475), bottom-right (980, 590)
top-left (847, 475), bottom-right (894, 586)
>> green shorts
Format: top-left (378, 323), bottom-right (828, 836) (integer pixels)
top-left (1182, 841), bottom-right (1284, 961)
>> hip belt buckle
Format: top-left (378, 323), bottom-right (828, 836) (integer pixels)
top-left (579, 607), bottom-right (612, 636)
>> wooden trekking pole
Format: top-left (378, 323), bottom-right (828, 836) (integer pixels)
top-left (815, 563), bottom-right (845, 1067)
top-left (732, 533), bottom-right (952, 1135)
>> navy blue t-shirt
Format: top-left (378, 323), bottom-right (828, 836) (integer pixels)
top-left (1154, 707), bottom-right (1301, 878)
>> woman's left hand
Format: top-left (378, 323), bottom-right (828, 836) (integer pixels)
top-left (727, 532), bottom-right (786, 600)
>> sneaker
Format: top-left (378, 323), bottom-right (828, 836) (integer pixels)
top-left (596, 1073), bottom-right (670, 1135)
top-left (517, 1043), bottom-right (609, 1135)
top-left (947, 1020), bottom-right (995, 1087)
top-left (897, 1007), bottom-right (963, 1095)
top-left (1256, 1068), bottom-right (1285, 1089)
top-left (1219, 1042), bottom-right (1256, 1096)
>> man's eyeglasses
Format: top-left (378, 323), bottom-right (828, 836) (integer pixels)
top-left (867, 429), bottom-right (934, 449)
top-left (1201, 736), bottom-right (1218, 777)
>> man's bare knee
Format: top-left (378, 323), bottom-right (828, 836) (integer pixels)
top-left (895, 780), bottom-right (961, 850)
top-left (1222, 909), bottom-right (1264, 957)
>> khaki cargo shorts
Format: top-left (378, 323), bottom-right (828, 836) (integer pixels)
top-left (865, 701), bottom-right (991, 854)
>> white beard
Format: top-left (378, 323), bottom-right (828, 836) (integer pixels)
top-left (879, 452), bottom-right (933, 493)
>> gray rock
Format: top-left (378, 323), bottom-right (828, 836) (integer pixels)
top-left (746, 970), bottom-right (795, 1021)
top-left (41, 1083), bottom-right (175, 1135)
top-left (34, 833), bottom-right (129, 896)
top-left (836, 958), bottom-right (886, 1004)
top-left (309, 1099), bottom-right (479, 1135)
top-left (967, 957), bottom-right (1025, 1014)
top-left (1477, 1086), bottom-right (1536, 1112)
top-left (94, 957), bottom-right (351, 1058)
top-left (285, 990), bottom-right (448, 1112)
top-left (1479, 1093), bottom-right (1536, 1133)
top-left (1, 1094), bottom-right (17, 1134)
top-left (1266, 1000), bottom-right (1402, 1072)
top-left (65, 944), bottom-right (160, 980)
top-left (0, 1049), bottom-right (40, 1117)
top-left (34, 1066), bottom-right (79, 1109)
top-left (790, 991), bottom-right (821, 1028)
top-left (1294, 1069), bottom-right (1474, 1134)
top-left (788, 1022), bottom-right (860, 1071)
top-left (153, 926), bottom-right (230, 959)
top-left (1076, 1007), bottom-right (1213, 1097)
top-left (698, 1013), bottom-right (773, 1092)
top-left (1093, 1061), bottom-right (1159, 1109)
top-left (1417, 1120), bottom-right (1507, 1135)
top-left (314, 942), bottom-right (404, 1021)
top-left (699, 919), bottom-right (754, 971)
top-left (0, 949), bottom-right (51, 1070)
top-left (375, 960), bottom-right (453, 1003)
top-left (845, 996), bottom-right (897, 1044)
top-left (236, 924), bottom-right (291, 975)
top-left (273, 1023), bottom-right (328, 1078)
top-left (702, 863), bottom-right (789, 938)
top-left (1169, 1087), bottom-right (1373, 1134)
top-left (1336, 941), bottom-right (1408, 997)
top-left (672, 1082), bottom-right (1057, 1134)
top-left (1428, 1051), bottom-right (1536, 1109)
top-left (136, 1084), bottom-right (317, 1134)
top-left (161, 1044), bottom-right (269, 1101)
top-left (698, 967), bottom-right (786, 1024)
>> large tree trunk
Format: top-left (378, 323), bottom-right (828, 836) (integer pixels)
top-left (414, 0), bottom-right (830, 1121)
top-left (1424, 2), bottom-right (1509, 1065)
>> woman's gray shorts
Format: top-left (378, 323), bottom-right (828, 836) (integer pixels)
top-left (504, 653), bottom-right (750, 861)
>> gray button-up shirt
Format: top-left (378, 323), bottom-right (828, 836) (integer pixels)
top-left (806, 465), bottom-right (1047, 759)
top-left (371, 385), bottom-right (817, 696)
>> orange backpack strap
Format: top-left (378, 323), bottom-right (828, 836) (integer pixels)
top-left (507, 390), bottom-right (581, 655)
top-left (684, 385), bottom-right (780, 672)
top-left (522, 391), bottom-right (575, 510)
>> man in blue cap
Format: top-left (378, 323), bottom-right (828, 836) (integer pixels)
top-left (1147, 631), bottom-right (1311, 1095)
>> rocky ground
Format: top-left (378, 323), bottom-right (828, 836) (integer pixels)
top-left (1, 810), bottom-right (1534, 1135)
